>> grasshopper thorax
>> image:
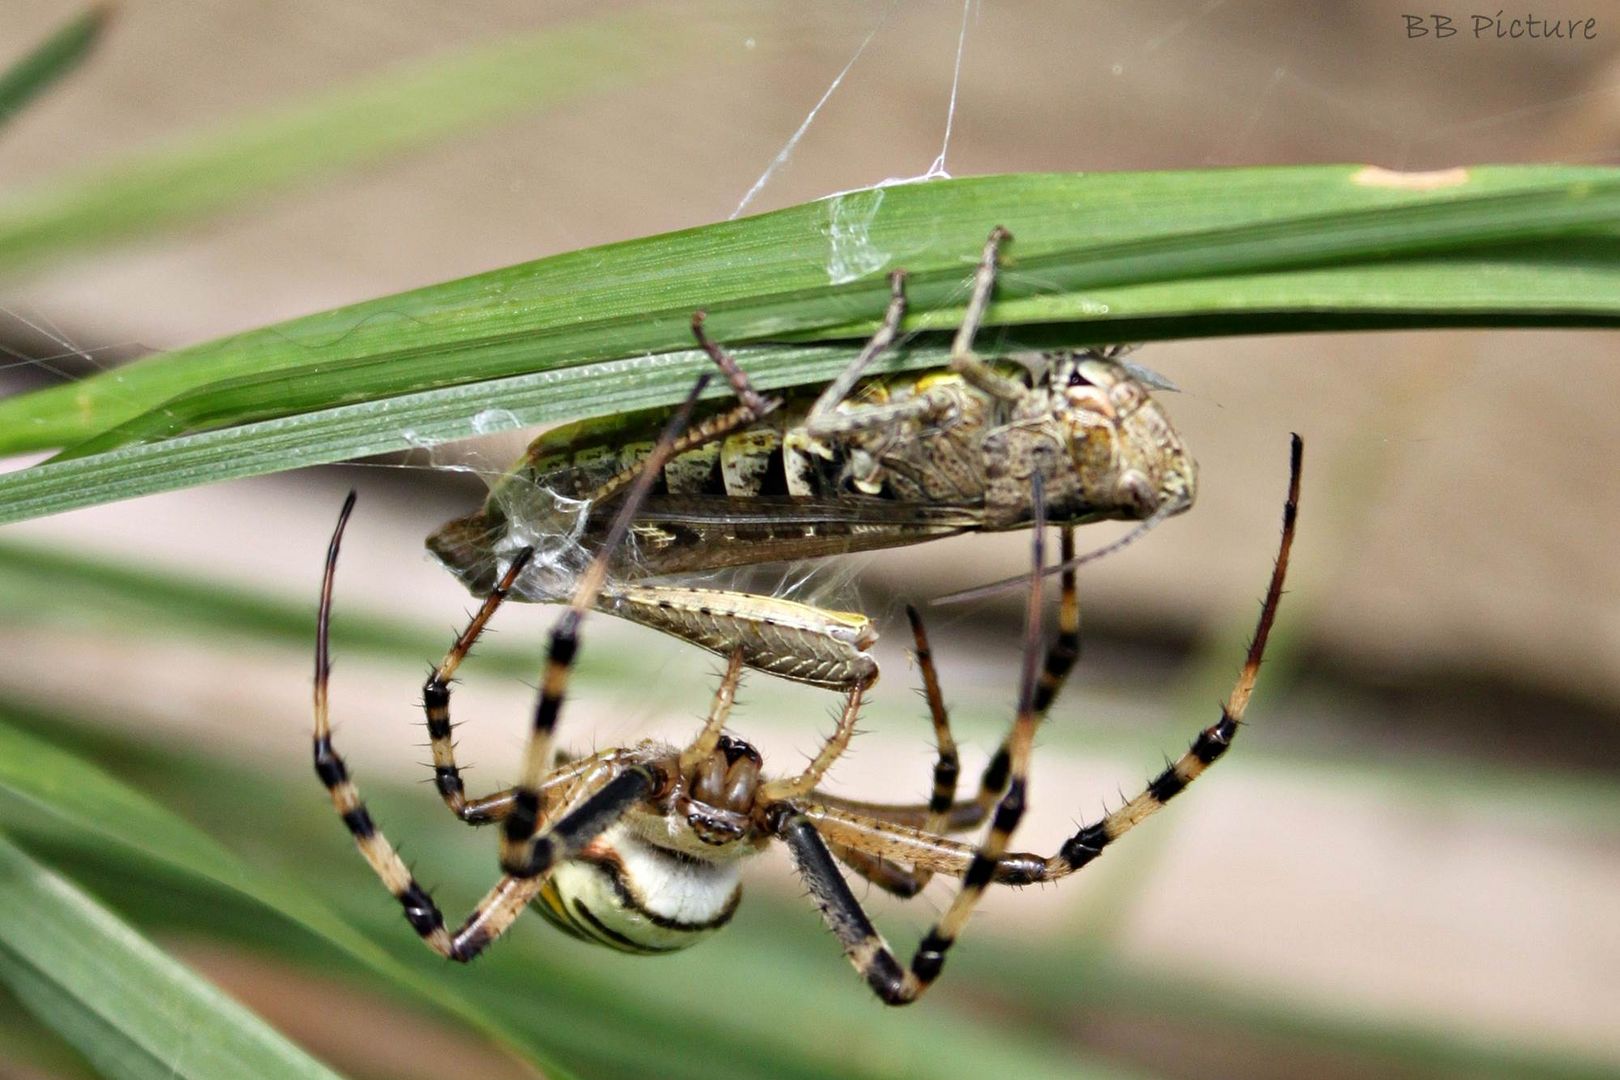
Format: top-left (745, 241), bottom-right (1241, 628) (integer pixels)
top-left (990, 351), bottom-right (1198, 529)
top-left (1063, 352), bottom-right (1197, 519)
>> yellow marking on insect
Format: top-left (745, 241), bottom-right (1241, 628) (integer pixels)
top-left (664, 441), bottom-right (721, 494)
top-left (721, 429), bottom-right (781, 496)
top-left (914, 371), bottom-right (967, 393)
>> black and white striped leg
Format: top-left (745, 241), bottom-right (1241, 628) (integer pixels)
top-left (1034, 525), bottom-right (1080, 714)
top-left (905, 604), bottom-right (960, 836)
top-left (502, 764), bottom-right (662, 879)
top-left (314, 494), bottom-right (627, 961)
top-left (316, 374), bottom-right (713, 956)
top-left (874, 525), bottom-right (1078, 845)
top-left (422, 546), bottom-right (535, 824)
top-left (824, 607), bottom-right (961, 899)
top-left (1037, 435), bottom-right (1300, 880)
top-left (774, 484), bottom-right (1051, 1005)
top-left (810, 437), bottom-right (1300, 894)
top-left (966, 523), bottom-right (1081, 818)
top-left (498, 377), bottom-right (711, 875)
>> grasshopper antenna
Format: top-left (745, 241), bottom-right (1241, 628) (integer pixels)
top-left (932, 496), bottom-right (1183, 607)
top-left (933, 436), bottom-right (1297, 608)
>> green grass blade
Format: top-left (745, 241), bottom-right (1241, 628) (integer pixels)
top-left (0, 5), bottom-right (111, 132)
top-left (0, 717), bottom-right (399, 975)
top-left (0, 712), bottom-right (579, 1078)
top-left (0, 8), bottom-right (701, 277)
top-left (2, 164), bottom-right (1616, 462)
top-left (0, 832), bottom-right (344, 1080)
top-left (0, 169), bottom-right (1616, 524)
top-left (1, 707), bottom-right (1137, 1080)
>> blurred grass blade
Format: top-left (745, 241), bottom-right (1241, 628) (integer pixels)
top-left (0, 166), bottom-right (1615, 471)
top-left (0, 6), bottom-right (706, 276)
top-left (0, 5), bottom-right (111, 133)
top-left (0, 718), bottom-right (387, 961)
top-left (0, 709), bottom-right (1138, 1080)
top-left (4, 536), bottom-right (1614, 1078)
top-left (0, 714), bottom-right (576, 1078)
top-left (0, 832), bottom-right (343, 1080)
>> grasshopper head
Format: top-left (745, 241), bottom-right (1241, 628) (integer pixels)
top-left (1056, 353), bottom-right (1197, 521)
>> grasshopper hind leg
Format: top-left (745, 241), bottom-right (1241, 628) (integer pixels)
top-left (601, 584), bottom-right (879, 691)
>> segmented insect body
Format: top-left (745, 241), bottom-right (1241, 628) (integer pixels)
top-left (428, 230), bottom-right (1198, 689)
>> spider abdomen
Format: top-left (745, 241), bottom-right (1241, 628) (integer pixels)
top-left (534, 824), bottom-right (743, 954)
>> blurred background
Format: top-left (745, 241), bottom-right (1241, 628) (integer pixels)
top-left (2, 2), bottom-right (1617, 1078)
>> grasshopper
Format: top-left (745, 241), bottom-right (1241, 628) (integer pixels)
top-left (427, 228), bottom-right (1196, 690)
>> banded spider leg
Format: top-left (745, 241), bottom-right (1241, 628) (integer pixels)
top-left (784, 434), bottom-right (1301, 1001)
top-left (312, 375), bottom-right (715, 961)
top-left (765, 472), bottom-right (1054, 1003)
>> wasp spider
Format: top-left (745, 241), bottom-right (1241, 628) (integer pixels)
top-left (313, 377), bottom-right (1301, 1005)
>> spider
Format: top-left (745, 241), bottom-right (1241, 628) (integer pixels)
top-left (312, 376), bottom-right (1301, 1005)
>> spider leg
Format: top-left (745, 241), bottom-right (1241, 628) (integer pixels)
top-left (1026, 435), bottom-right (1300, 883)
top-left (317, 373), bottom-right (712, 955)
top-left (904, 603), bottom-right (959, 837)
top-left (677, 647), bottom-right (745, 774)
top-left (964, 524), bottom-right (1081, 818)
top-left (498, 376), bottom-right (711, 875)
top-left (804, 436), bottom-right (1301, 890)
top-left (426, 365), bottom-right (778, 820)
top-left (776, 436), bottom-right (1297, 1000)
top-left (770, 480), bottom-right (1051, 1005)
top-left (825, 845), bottom-right (921, 898)
top-left (314, 498), bottom-right (657, 959)
top-left (800, 792), bottom-right (986, 834)
top-left (1036, 526), bottom-right (1082, 714)
top-left (812, 606), bottom-right (959, 900)
top-left (759, 682), bottom-right (865, 801)
top-left (426, 369), bottom-right (756, 827)
top-left (422, 546), bottom-right (535, 825)
top-left (808, 525), bottom-right (1078, 861)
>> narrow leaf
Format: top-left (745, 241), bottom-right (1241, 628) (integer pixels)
top-left (4, 165), bottom-right (1617, 457)
top-left (0, 5), bottom-right (111, 132)
top-left (0, 714), bottom-right (575, 1078)
top-left (0, 832), bottom-right (343, 1080)
top-left (0, 7), bottom-right (705, 275)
